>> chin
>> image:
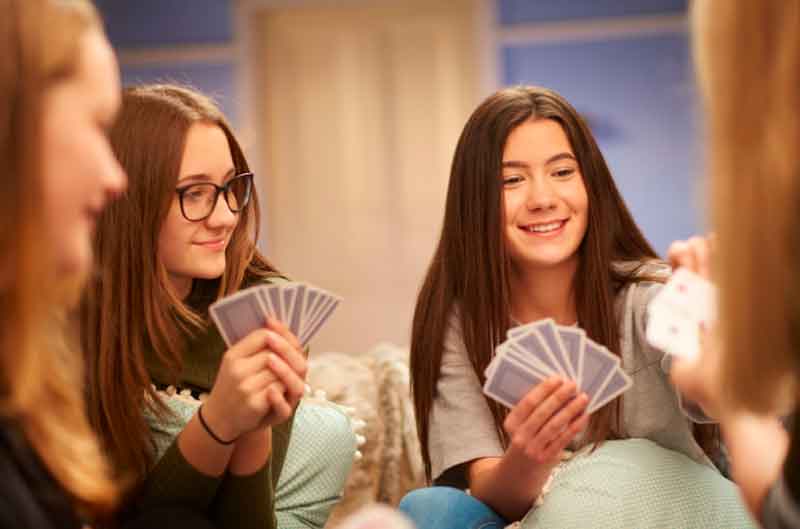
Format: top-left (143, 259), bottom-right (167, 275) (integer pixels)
top-left (517, 250), bottom-right (580, 271)
top-left (193, 268), bottom-right (226, 280)
top-left (188, 253), bottom-right (227, 279)
top-left (194, 262), bottom-right (227, 279)
top-left (56, 237), bottom-right (93, 279)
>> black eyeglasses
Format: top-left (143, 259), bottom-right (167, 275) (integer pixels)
top-left (175, 172), bottom-right (254, 222)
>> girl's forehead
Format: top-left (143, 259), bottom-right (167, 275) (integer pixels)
top-left (502, 120), bottom-right (575, 163)
top-left (177, 123), bottom-right (234, 182)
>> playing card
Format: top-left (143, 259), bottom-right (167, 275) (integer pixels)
top-left (588, 367), bottom-right (632, 413)
top-left (483, 355), bottom-right (549, 409)
top-left (650, 267), bottom-right (716, 325)
top-left (578, 341), bottom-right (619, 403)
top-left (484, 349), bottom-right (502, 380)
top-left (533, 320), bottom-right (574, 379)
top-left (210, 280), bottom-right (342, 350)
top-left (507, 323), bottom-right (526, 340)
top-left (300, 290), bottom-right (332, 336)
top-left (263, 284), bottom-right (285, 322)
top-left (257, 288), bottom-right (275, 320)
top-left (281, 284), bottom-right (298, 325)
top-left (298, 287), bottom-right (321, 334)
top-left (646, 304), bottom-right (701, 360)
top-left (299, 294), bottom-right (342, 346)
top-left (510, 328), bottom-right (567, 377)
top-left (287, 283), bottom-right (307, 336)
top-left (490, 318), bottom-right (632, 413)
top-left (495, 342), bottom-right (553, 380)
top-left (209, 288), bottom-right (268, 347)
top-left (557, 327), bottom-right (585, 385)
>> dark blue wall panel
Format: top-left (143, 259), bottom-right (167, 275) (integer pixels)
top-left (503, 33), bottom-right (702, 254)
top-left (498, 0), bottom-right (687, 25)
top-left (95, 0), bottom-right (233, 48)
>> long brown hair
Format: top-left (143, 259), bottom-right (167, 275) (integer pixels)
top-left (81, 84), bottom-right (277, 493)
top-left (412, 86), bottom-right (693, 481)
top-left (0, 0), bottom-right (117, 516)
top-left (693, 1), bottom-right (800, 413)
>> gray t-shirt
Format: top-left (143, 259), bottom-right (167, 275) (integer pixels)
top-left (428, 262), bottom-right (714, 483)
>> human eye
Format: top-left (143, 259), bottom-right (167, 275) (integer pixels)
top-left (552, 167), bottom-right (576, 179)
top-left (502, 174), bottom-right (525, 186)
top-left (182, 185), bottom-right (212, 202)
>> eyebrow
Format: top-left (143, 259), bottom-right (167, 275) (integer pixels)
top-left (178, 168), bottom-right (236, 184)
top-left (501, 152), bottom-right (577, 168)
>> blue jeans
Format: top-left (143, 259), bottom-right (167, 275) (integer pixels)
top-left (399, 487), bottom-right (508, 529)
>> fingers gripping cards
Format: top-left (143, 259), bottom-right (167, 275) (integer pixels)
top-left (484, 318), bottom-right (631, 414)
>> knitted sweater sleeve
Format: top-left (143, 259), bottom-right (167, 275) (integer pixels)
top-left (210, 413), bottom-right (295, 529)
top-left (137, 436), bottom-right (222, 512)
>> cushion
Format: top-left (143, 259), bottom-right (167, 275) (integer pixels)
top-left (305, 343), bottom-right (425, 527)
top-left (518, 439), bottom-right (757, 529)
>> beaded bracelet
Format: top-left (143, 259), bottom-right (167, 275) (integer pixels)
top-left (197, 405), bottom-right (237, 445)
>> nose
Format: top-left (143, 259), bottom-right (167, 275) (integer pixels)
top-left (205, 191), bottom-right (238, 229)
top-left (526, 175), bottom-right (557, 211)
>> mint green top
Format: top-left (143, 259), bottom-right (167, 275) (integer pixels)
top-left (139, 275), bottom-right (293, 529)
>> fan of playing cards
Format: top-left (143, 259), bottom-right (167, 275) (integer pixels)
top-left (645, 267), bottom-right (716, 362)
top-left (210, 282), bottom-right (342, 348)
top-left (483, 319), bottom-right (632, 413)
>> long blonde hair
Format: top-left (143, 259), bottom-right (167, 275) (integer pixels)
top-left (0, 0), bottom-right (117, 516)
top-left (693, 1), bottom-right (800, 412)
top-left (81, 84), bottom-right (277, 496)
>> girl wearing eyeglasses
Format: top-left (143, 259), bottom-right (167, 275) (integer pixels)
top-left (81, 84), bottom-right (354, 529)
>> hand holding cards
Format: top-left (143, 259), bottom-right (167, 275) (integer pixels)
top-left (210, 281), bottom-right (342, 347)
top-left (645, 267), bottom-right (716, 361)
top-left (483, 319), bottom-right (632, 413)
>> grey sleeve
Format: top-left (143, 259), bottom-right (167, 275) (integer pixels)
top-left (631, 278), bottom-right (716, 424)
top-left (615, 267), bottom-right (715, 467)
top-left (761, 476), bottom-right (800, 529)
top-left (428, 313), bottom-right (504, 482)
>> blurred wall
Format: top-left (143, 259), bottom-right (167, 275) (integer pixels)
top-left (497, 0), bottom-right (703, 255)
top-left (95, 0), bottom-right (702, 256)
top-left (95, 0), bottom-right (239, 122)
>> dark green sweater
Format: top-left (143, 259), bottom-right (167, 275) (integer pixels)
top-left (139, 276), bottom-right (293, 529)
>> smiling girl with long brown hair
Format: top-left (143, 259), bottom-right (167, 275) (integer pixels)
top-left (399, 86), bottom-right (754, 529)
